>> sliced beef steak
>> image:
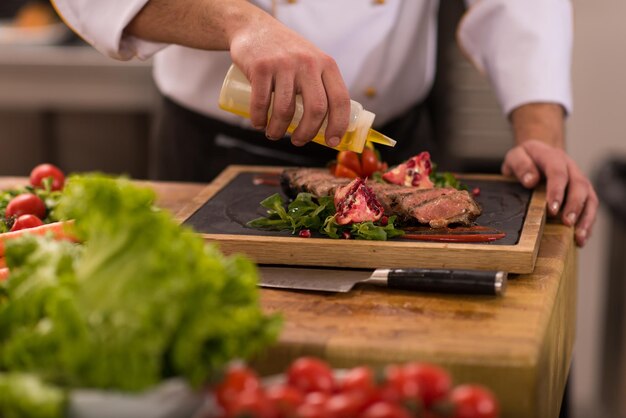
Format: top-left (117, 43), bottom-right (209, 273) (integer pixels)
top-left (281, 168), bottom-right (481, 228)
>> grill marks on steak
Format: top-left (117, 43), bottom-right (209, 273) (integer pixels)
top-left (281, 168), bottom-right (482, 228)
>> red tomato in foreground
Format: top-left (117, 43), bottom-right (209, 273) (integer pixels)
top-left (10, 214), bottom-right (44, 232)
top-left (384, 365), bottom-right (420, 402)
top-left (30, 163), bottom-right (65, 191)
top-left (361, 401), bottom-right (412, 418)
top-left (450, 385), bottom-right (500, 418)
top-left (287, 357), bottom-right (335, 394)
top-left (340, 366), bottom-right (376, 394)
top-left (266, 384), bottom-right (304, 416)
top-left (5, 193), bottom-right (46, 220)
top-left (214, 364), bottom-right (261, 409)
top-left (225, 389), bottom-right (276, 418)
top-left (401, 363), bottom-right (452, 408)
top-left (326, 392), bottom-right (367, 418)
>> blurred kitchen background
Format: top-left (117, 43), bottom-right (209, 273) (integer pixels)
top-left (0, 1), bottom-right (624, 416)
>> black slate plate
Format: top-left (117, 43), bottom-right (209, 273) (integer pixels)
top-left (183, 172), bottom-right (531, 246)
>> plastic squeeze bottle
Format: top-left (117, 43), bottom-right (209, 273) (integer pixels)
top-left (218, 64), bottom-right (396, 153)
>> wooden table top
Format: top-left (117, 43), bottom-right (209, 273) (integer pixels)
top-left (0, 177), bottom-right (577, 418)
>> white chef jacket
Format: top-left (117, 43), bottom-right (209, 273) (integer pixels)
top-left (51, 0), bottom-right (572, 128)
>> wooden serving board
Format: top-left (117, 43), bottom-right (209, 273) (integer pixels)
top-left (176, 165), bottom-right (546, 273)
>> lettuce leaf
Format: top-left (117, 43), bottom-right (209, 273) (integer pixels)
top-left (0, 174), bottom-right (281, 393)
top-left (0, 372), bottom-right (66, 418)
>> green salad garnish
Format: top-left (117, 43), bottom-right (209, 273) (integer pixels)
top-left (248, 192), bottom-right (404, 241)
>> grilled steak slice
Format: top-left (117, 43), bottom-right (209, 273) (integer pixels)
top-left (281, 168), bottom-right (348, 198)
top-left (281, 168), bottom-right (481, 228)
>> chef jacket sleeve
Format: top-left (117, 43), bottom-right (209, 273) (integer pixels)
top-left (51, 0), bottom-right (167, 60)
top-left (458, 0), bottom-right (573, 115)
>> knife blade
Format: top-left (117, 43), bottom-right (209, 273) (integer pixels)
top-left (258, 266), bottom-right (507, 296)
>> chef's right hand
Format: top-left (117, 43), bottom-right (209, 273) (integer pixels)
top-left (229, 12), bottom-right (350, 148)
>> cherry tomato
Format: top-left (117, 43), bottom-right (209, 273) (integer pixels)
top-left (401, 362), bottom-right (452, 407)
top-left (334, 164), bottom-right (360, 179)
top-left (298, 229), bottom-right (312, 238)
top-left (383, 365), bottom-right (420, 405)
top-left (5, 193), bottom-right (47, 220)
top-left (450, 385), bottom-right (500, 418)
top-left (340, 366), bottom-right (375, 394)
top-left (30, 163), bottom-right (65, 191)
top-left (361, 147), bottom-right (380, 177)
top-left (214, 364), bottom-right (261, 409)
top-left (325, 392), bottom-right (367, 418)
top-left (287, 357), bottom-right (335, 394)
top-left (266, 384), bottom-right (304, 416)
top-left (295, 401), bottom-right (326, 418)
top-left (337, 151), bottom-right (362, 176)
top-left (225, 389), bottom-right (276, 418)
top-left (302, 391), bottom-right (331, 408)
top-left (10, 214), bottom-right (44, 232)
top-left (360, 401), bottom-right (412, 418)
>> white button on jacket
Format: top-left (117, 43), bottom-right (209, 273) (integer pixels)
top-left (51, 0), bottom-right (573, 128)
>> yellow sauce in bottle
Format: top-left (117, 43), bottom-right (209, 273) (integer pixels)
top-left (219, 65), bottom-right (396, 153)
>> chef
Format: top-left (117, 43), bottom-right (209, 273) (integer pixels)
top-left (50, 0), bottom-right (597, 247)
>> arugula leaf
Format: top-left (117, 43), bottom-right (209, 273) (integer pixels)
top-left (248, 193), bottom-right (335, 234)
top-left (323, 215), bottom-right (404, 241)
top-left (250, 193), bottom-right (404, 241)
top-left (429, 163), bottom-right (466, 190)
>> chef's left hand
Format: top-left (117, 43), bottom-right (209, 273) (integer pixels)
top-left (501, 103), bottom-right (598, 247)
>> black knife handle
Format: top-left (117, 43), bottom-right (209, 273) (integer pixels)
top-left (386, 269), bottom-right (507, 296)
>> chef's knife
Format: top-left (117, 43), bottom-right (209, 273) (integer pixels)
top-left (258, 266), bottom-right (507, 296)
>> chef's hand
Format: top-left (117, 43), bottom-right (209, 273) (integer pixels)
top-left (229, 8), bottom-right (350, 147)
top-left (126, 0), bottom-right (350, 147)
top-left (502, 103), bottom-right (598, 247)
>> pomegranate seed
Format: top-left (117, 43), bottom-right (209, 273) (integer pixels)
top-left (380, 216), bottom-right (389, 226)
top-left (342, 231), bottom-right (351, 239)
top-left (299, 229), bottom-right (312, 238)
top-left (472, 187), bottom-right (481, 196)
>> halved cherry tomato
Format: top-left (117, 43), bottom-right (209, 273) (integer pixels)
top-left (214, 364), bottom-right (261, 409)
top-left (334, 164), bottom-right (360, 179)
top-left (361, 147), bottom-right (380, 177)
top-left (10, 214), bottom-right (44, 232)
top-left (287, 357), bottom-right (335, 394)
top-left (337, 151), bottom-right (362, 176)
top-left (5, 193), bottom-right (47, 220)
top-left (450, 384), bottom-right (499, 418)
top-left (30, 163), bottom-right (65, 191)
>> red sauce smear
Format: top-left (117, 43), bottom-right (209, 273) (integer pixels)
top-left (252, 174), bottom-right (281, 187)
top-left (401, 225), bottom-right (506, 243)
